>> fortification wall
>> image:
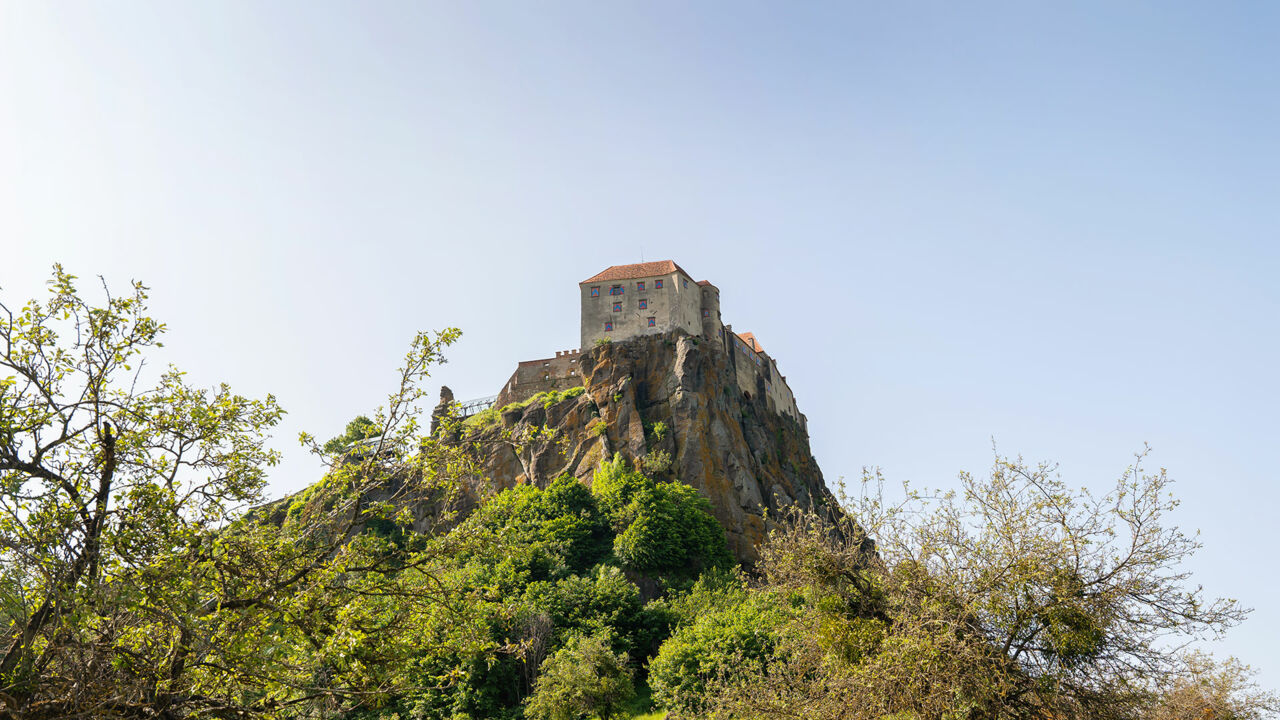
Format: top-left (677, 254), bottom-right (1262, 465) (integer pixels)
top-left (496, 349), bottom-right (585, 407)
top-left (722, 324), bottom-right (805, 431)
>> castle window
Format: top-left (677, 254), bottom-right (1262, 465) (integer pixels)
top-left (590, 286), bottom-right (599, 297)
top-left (637, 281), bottom-right (645, 291)
top-left (610, 285), bottom-right (624, 295)
top-left (638, 299), bottom-right (647, 310)
top-left (613, 302), bottom-right (622, 312)
top-left (683, 279), bottom-right (688, 288)
top-left (654, 279), bottom-right (663, 289)
top-left (647, 317), bottom-right (656, 327)
top-left (604, 322), bottom-right (613, 331)
top-left (702, 309), bottom-right (709, 317)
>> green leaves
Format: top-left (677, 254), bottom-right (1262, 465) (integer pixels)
top-left (591, 454), bottom-right (731, 577)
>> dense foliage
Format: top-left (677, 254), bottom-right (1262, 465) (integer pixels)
top-left (1, 268), bottom-right (1273, 720)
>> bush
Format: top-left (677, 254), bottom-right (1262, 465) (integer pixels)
top-left (648, 592), bottom-right (792, 714)
top-left (588, 419), bottom-right (608, 438)
top-left (646, 421), bottom-right (668, 442)
top-left (525, 631), bottom-right (635, 720)
top-left (540, 385), bottom-right (587, 409)
top-left (322, 415), bottom-right (380, 454)
top-left (638, 450), bottom-right (672, 476)
top-left (591, 455), bottom-right (731, 576)
top-left (473, 474), bottom-right (612, 575)
top-left (523, 566), bottom-right (646, 654)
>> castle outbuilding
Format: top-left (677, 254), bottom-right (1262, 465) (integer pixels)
top-left (496, 260), bottom-right (805, 430)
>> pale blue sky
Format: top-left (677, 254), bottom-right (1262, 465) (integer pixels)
top-left (2, 1), bottom-right (1277, 688)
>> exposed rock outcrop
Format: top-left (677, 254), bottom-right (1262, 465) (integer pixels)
top-left (455, 331), bottom-right (837, 565)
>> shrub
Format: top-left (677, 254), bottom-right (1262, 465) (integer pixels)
top-left (638, 450), bottom-right (672, 476)
top-left (472, 475), bottom-right (612, 575)
top-left (648, 592), bottom-right (791, 714)
top-left (591, 455), bottom-right (731, 576)
top-left (647, 421), bottom-right (668, 442)
top-left (541, 386), bottom-right (587, 409)
top-left (522, 566), bottom-right (646, 653)
top-left (588, 419), bottom-right (608, 438)
top-left (525, 631), bottom-right (635, 720)
top-left (322, 415), bottom-right (380, 454)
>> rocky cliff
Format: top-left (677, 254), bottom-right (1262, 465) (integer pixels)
top-left (443, 331), bottom-right (838, 564)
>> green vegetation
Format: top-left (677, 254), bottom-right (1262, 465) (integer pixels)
top-left (646, 420), bottom-right (668, 443)
top-left (638, 449), bottom-right (672, 476)
top-left (462, 387), bottom-right (587, 434)
top-left (323, 414), bottom-right (380, 453)
top-left (1, 269), bottom-right (1272, 720)
top-left (525, 631), bottom-right (635, 720)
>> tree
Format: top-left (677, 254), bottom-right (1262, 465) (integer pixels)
top-left (591, 454), bottom-right (731, 577)
top-left (0, 267), bottom-right (283, 716)
top-left (0, 266), bottom-right (474, 718)
top-left (322, 414), bottom-right (380, 454)
top-left (695, 450), bottom-right (1256, 720)
top-left (524, 631), bottom-right (635, 720)
top-left (1147, 652), bottom-right (1279, 720)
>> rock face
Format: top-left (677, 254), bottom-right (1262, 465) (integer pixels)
top-left (456, 331), bottom-right (837, 565)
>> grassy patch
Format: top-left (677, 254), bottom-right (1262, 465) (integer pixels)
top-left (461, 387), bottom-right (587, 434)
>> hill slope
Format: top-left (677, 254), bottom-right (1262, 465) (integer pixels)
top-left (446, 331), bottom-right (837, 564)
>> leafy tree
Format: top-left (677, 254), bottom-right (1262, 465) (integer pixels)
top-left (0, 266), bottom-right (475, 718)
top-left (523, 565), bottom-right (645, 653)
top-left (474, 474), bottom-right (613, 575)
top-left (1146, 652), bottom-right (1280, 720)
top-left (322, 414), bottom-right (380, 454)
top-left (525, 630), bottom-right (635, 720)
top-left (0, 267), bottom-right (281, 715)
top-left (694, 451), bottom-right (1255, 720)
top-left (647, 587), bottom-right (791, 715)
top-left (591, 454), bottom-right (731, 576)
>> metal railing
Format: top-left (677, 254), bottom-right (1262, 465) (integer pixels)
top-left (455, 395), bottom-right (498, 418)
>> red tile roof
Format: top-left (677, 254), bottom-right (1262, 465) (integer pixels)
top-left (582, 260), bottom-right (691, 284)
top-left (696, 280), bottom-right (715, 287)
top-left (737, 332), bottom-right (764, 353)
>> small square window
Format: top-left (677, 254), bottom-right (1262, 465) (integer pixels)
top-left (604, 322), bottom-right (613, 331)
top-left (654, 279), bottom-right (664, 289)
top-left (637, 281), bottom-right (645, 291)
top-left (610, 285), bottom-right (624, 295)
top-left (702, 309), bottom-right (709, 317)
top-left (590, 286), bottom-right (599, 297)
top-left (647, 317), bottom-right (656, 327)
top-left (613, 302), bottom-right (622, 312)
top-left (683, 279), bottom-right (688, 288)
top-left (638, 299), bottom-right (648, 310)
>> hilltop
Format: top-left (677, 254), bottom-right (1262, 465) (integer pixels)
top-left (440, 330), bottom-right (837, 565)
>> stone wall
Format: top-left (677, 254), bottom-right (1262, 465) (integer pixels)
top-left (496, 348), bottom-right (585, 407)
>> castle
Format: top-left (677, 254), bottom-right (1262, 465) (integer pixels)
top-left (496, 260), bottom-right (805, 430)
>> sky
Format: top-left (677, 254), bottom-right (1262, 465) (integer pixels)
top-left (2, 0), bottom-right (1278, 690)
